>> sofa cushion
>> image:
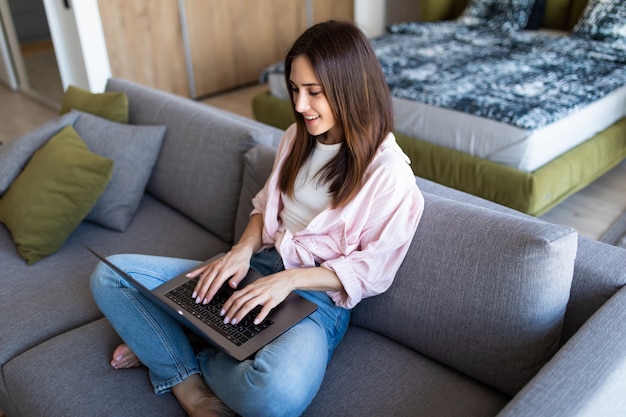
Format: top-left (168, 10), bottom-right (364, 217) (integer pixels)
top-left (3, 318), bottom-right (186, 417)
top-left (234, 144), bottom-right (277, 242)
top-left (60, 85), bottom-right (129, 124)
top-left (144, 108), bottom-right (255, 243)
top-left (0, 112), bottom-right (80, 195)
top-left (351, 192), bottom-right (578, 395)
top-left (304, 326), bottom-right (510, 416)
top-left (73, 111), bottom-right (167, 232)
top-left (104, 77), bottom-right (283, 244)
top-left (0, 126), bottom-right (113, 264)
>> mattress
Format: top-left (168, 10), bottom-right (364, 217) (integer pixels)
top-left (269, 72), bottom-right (625, 171)
top-left (264, 23), bottom-right (626, 172)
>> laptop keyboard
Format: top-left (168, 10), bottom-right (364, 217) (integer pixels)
top-left (165, 277), bottom-right (273, 346)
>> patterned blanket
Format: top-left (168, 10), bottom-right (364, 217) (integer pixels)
top-left (262, 22), bottom-right (626, 130)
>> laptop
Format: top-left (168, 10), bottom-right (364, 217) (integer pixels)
top-left (84, 245), bottom-right (317, 361)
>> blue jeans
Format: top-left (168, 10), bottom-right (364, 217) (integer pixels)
top-left (90, 248), bottom-right (351, 417)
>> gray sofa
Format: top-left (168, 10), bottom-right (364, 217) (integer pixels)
top-left (1, 78), bottom-right (625, 417)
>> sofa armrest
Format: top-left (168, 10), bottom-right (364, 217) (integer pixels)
top-left (497, 285), bottom-right (626, 417)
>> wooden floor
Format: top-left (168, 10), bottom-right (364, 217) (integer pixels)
top-left (1, 82), bottom-right (625, 241)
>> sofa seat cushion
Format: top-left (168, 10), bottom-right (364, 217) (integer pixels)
top-left (352, 192), bottom-right (578, 395)
top-left (0, 194), bottom-right (230, 379)
top-left (304, 326), bottom-right (510, 416)
top-left (3, 318), bottom-right (186, 417)
top-left (2, 321), bottom-right (508, 417)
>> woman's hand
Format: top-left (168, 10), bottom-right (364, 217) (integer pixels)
top-left (186, 212), bottom-right (268, 323)
top-left (188, 243), bottom-right (254, 305)
top-left (220, 271), bottom-right (295, 326)
top-left (221, 266), bottom-right (343, 326)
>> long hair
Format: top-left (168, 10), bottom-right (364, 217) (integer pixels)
top-left (279, 20), bottom-right (394, 208)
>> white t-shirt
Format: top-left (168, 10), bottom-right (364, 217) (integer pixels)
top-left (280, 140), bottom-right (341, 234)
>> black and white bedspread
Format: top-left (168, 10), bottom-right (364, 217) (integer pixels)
top-left (262, 22), bottom-right (626, 131)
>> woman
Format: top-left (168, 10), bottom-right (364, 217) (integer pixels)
top-left (91, 20), bottom-right (424, 417)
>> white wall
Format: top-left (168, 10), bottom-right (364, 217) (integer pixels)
top-left (355, 0), bottom-right (422, 37)
top-left (0, 28), bottom-right (16, 89)
top-left (0, 0), bottom-right (20, 89)
top-left (355, 0), bottom-right (386, 37)
top-left (43, 0), bottom-right (110, 92)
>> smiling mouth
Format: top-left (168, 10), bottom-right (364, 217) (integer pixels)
top-left (303, 115), bottom-right (320, 121)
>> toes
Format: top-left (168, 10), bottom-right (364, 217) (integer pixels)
top-left (110, 344), bottom-right (142, 369)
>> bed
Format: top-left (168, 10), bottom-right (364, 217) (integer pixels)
top-left (252, 0), bottom-right (626, 216)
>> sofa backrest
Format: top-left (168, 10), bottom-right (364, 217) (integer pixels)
top-left (414, 176), bottom-right (626, 344)
top-left (351, 193), bottom-right (578, 395)
top-left (105, 78), bottom-right (282, 244)
top-left (420, 0), bottom-right (589, 31)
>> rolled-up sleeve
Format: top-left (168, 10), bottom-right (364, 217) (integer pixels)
top-left (322, 155), bottom-right (423, 308)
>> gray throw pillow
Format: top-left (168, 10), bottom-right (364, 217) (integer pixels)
top-left (0, 112), bottom-right (80, 196)
top-left (104, 77), bottom-right (283, 243)
top-left (234, 144), bottom-right (277, 242)
top-left (72, 111), bottom-right (167, 231)
top-left (351, 193), bottom-right (578, 395)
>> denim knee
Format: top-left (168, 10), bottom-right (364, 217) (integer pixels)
top-left (90, 261), bottom-right (119, 299)
top-left (199, 318), bottom-right (328, 417)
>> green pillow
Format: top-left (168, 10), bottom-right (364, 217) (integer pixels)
top-left (60, 85), bottom-right (129, 124)
top-left (0, 126), bottom-right (113, 265)
top-left (0, 112), bottom-right (80, 195)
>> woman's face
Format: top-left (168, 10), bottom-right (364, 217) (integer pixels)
top-left (289, 55), bottom-right (341, 144)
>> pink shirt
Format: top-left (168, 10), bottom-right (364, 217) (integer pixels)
top-left (252, 124), bottom-right (424, 309)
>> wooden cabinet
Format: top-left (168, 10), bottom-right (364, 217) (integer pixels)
top-left (182, 0), bottom-right (306, 98)
top-left (98, 0), bottom-right (353, 98)
top-left (312, 0), bottom-right (354, 24)
top-left (98, 0), bottom-right (190, 97)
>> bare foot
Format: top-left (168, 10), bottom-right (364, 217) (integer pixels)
top-left (110, 344), bottom-right (142, 369)
top-left (172, 374), bottom-right (234, 417)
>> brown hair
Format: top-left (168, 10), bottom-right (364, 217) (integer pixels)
top-left (279, 20), bottom-right (393, 208)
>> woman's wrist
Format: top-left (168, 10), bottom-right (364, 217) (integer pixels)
top-left (232, 237), bottom-right (258, 260)
top-left (284, 266), bottom-right (343, 293)
top-left (235, 213), bottom-right (264, 256)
